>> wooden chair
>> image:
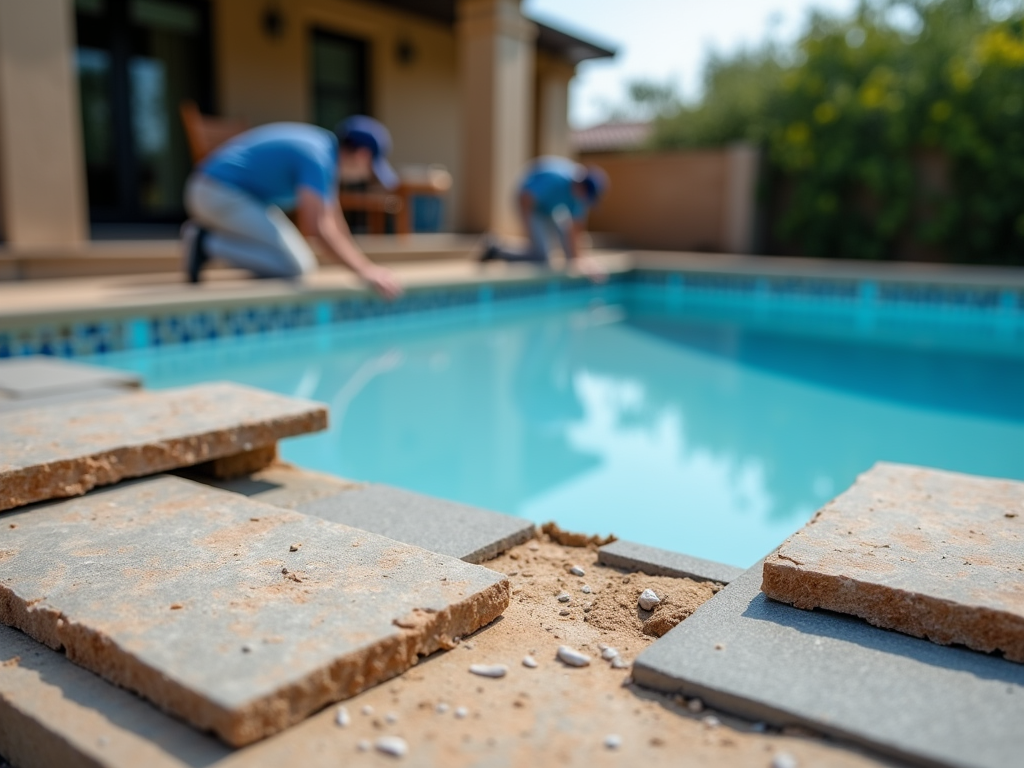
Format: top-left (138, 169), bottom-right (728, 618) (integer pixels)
top-left (179, 100), bottom-right (249, 163)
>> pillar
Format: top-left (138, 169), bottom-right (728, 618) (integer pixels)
top-left (0, 0), bottom-right (88, 248)
top-left (534, 53), bottom-right (574, 159)
top-left (456, 0), bottom-right (537, 235)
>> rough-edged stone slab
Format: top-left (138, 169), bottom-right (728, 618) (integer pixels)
top-left (0, 382), bottom-right (327, 512)
top-left (183, 461), bottom-right (358, 510)
top-left (0, 476), bottom-right (509, 746)
top-left (0, 385), bottom-right (126, 413)
top-left (598, 539), bottom-right (742, 584)
top-left (632, 563), bottom-right (1024, 768)
top-left (297, 484), bottom-right (536, 564)
top-left (0, 356), bottom-right (140, 399)
top-left (762, 462), bottom-right (1024, 662)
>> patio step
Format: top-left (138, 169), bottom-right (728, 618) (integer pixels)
top-left (0, 475), bottom-right (510, 746)
top-left (0, 381), bottom-right (326, 512)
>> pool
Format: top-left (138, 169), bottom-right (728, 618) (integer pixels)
top-left (91, 280), bottom-right (1024, 568)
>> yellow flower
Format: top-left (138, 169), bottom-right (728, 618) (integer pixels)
top-left (930, 101), bottom-right (952, 122)
top-left (814, 102), bottom-right (839, 124)
top-left (786, 122), bottom-right (811, 145)
top-left (976, 28), bottom-right (1024, 67)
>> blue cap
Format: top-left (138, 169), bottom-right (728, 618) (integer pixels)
top-left (335, 115), bottom-right (400, 190)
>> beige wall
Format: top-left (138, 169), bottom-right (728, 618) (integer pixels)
top-left (213, 0), bottom-right (464, 229)
top-left (534, 52), bottom-right (573, 158)
top-left (585, 145), bottom-right (760, 253)
top-left (0, 0), bottom-right (87, 248)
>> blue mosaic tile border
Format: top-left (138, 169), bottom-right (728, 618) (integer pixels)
top-left (1, 270), bottom-right (1020, 359)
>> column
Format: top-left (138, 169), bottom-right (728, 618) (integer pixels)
top-left (456, 0), bottom-right (537, 235)
top-left (534, 53), bottom-right (574, 158)
top-left (0, 0), bottom-right (88, 248)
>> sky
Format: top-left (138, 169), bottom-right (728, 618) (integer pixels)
top-left (522, 0), bottom-right (860, 127)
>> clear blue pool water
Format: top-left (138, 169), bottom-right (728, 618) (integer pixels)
top-left (92, 288), bottom-right (1024, 568)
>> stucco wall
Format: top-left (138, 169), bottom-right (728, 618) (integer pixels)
top-left (585, 145), bottom-right (760, 254)
top-left (212, 0), bottom-right (464, 229)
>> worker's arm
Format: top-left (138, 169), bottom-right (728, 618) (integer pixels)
top-left (296, 187), bottom-right (402, 300)
top-left (569, 215), bottom-right (606, 284)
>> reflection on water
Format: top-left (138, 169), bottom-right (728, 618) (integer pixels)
top-left (96, 299), bottom-right (1024, 568)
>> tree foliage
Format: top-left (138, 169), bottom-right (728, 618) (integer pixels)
top-left (648, 0), bottom-right (1024, 264)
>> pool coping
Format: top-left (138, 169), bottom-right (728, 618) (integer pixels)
top-left (1, 251), bottom-right (1021, 358)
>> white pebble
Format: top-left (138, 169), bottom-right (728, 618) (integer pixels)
top-left (557, 592), bottom-right (571, 603)
top-left (522, 655), bottom-right (538, 668)
top-left (361, 705), bottom-right (374, 716)
top-left (570, 565), bottom-right (585, 577)
top-left (598, 643), bottom-right (609, 651)
top-left (604, 734), bottom-right (622, 750)
top-left (454, 706), bottom-right (468, 719)
top-left (611, 656), bottom-right (630, 669)
top-left (357, 739), bottom-right (371, 752)
top-left (385, 712), bottom-right (398, 724)
top-left (556, 645), bottom-right (591, 667)
top-left (687, 697), bottom-right (704, 713)
top-left (335, 706), bottom-right (350, 727)
top-left (638, 588), bottom-right (661, 611)
top-left (703, 715), bottom-right (721, 728)
top-left (601, 647), bottom-right (619, 660)
top-left (581, 585), bottom-right (592, 594)
top-left (435, 702), bottom-right (449, 714)
top-left (375, 736), bottom-right (408, 757)
top-left (469, 663), bottom-right (508, 678)
top-left (773, 752), bottom-right (798, 768)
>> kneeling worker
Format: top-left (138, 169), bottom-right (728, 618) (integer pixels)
top-left (480, 157), bottom-right (608, 281)
top-left (182, 115), bottom-right (402, 299)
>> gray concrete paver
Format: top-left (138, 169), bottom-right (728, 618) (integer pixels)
top-left (598, 539), bottom-right (742, 584)
top-left (0, 476), bottom-right (510, 746)
top-left (633, 562), bottom-right (1024, 768)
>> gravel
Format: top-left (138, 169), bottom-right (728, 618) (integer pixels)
top-left (638, 588), bottom-right (661, 611)
top-left (556, 645), bottom-right (591, 667)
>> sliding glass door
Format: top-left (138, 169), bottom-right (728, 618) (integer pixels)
top-left (75, 0), bottom-right (212, 226)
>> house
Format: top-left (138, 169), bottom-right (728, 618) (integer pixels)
top-left (0, 0), bottom-right (613, 259)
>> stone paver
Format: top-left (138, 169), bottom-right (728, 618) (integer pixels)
top-left (598, 540), bottom-right (742, 584)
top-left (0, 382), bottom-right (327, 512)
top-left (0, 356), bottom-right (140, 399)
top-left (632, 562), bottom-right (1024, 768)
top-left (762, 463), bottom-right (1024, 662)
top-left (297, 484), bottom-right (536, 564)
top-left (184, 461), bottom-right (358, 511)
top-left (0, 384), bottom-right (127, 413)
top-left (0, 476), bottom-right (510, 746)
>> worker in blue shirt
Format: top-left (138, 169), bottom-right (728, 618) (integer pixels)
top-left (182, 115), bottom-right (402, 299)
top-left (480, 157), bottom-right (608, 281)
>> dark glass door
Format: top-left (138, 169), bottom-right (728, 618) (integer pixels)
top-left (75, 0), bottom-right (212, 226)
top-left (311, 29), bottom-right (369, 130)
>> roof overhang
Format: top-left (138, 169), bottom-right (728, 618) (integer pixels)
top-left (374, 0), bottom-right (616, 64)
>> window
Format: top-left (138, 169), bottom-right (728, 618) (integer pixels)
top-left (311, 29), bottom-right (369, 131)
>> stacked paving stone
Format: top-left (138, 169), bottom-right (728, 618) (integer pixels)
top-left (0, 360), bottom-right (521, 755)
top-left (633, 463), bottom-right (1024, 768)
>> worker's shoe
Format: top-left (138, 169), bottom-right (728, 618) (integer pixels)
top-left (182, 221), bottom-right (210, 284)
top-left (477, 235), bottom-right (499, 262)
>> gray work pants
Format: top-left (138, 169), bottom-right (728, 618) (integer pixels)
top-left (185, 174), bottom-right (319, 279)
top-left (491, 207), bottom-right (574, 263)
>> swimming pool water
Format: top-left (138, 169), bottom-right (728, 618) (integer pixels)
top-left (95, 292), bottom-right (1024, 568)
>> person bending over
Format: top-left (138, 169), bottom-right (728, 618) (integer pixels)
top-left (480, 157), bottom-right (608, 281)
top-left (182, 115), bottom-right (402, 299)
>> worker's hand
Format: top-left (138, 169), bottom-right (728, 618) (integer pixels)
top-left (361, 264), bottom-right (404, 301)
top-left (572, 254), bottom-right (607, 284)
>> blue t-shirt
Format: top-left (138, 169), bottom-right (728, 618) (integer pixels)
top-left (200, 123), bottom-right (339, 208)
top-left (519, 157), bottom-right (587, 220)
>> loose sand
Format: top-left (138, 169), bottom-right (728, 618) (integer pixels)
top-left (216, 533), bottom-right (886, 768)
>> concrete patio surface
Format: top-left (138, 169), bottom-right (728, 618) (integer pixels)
top-left (0, 475), bottom-right (510, 746)
top-left (632, 561), bottom-right (1024, 768)
top-left (0, 536), bottom-right (886, 768)
top-left (0, 382), bottom-right (326, 511)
